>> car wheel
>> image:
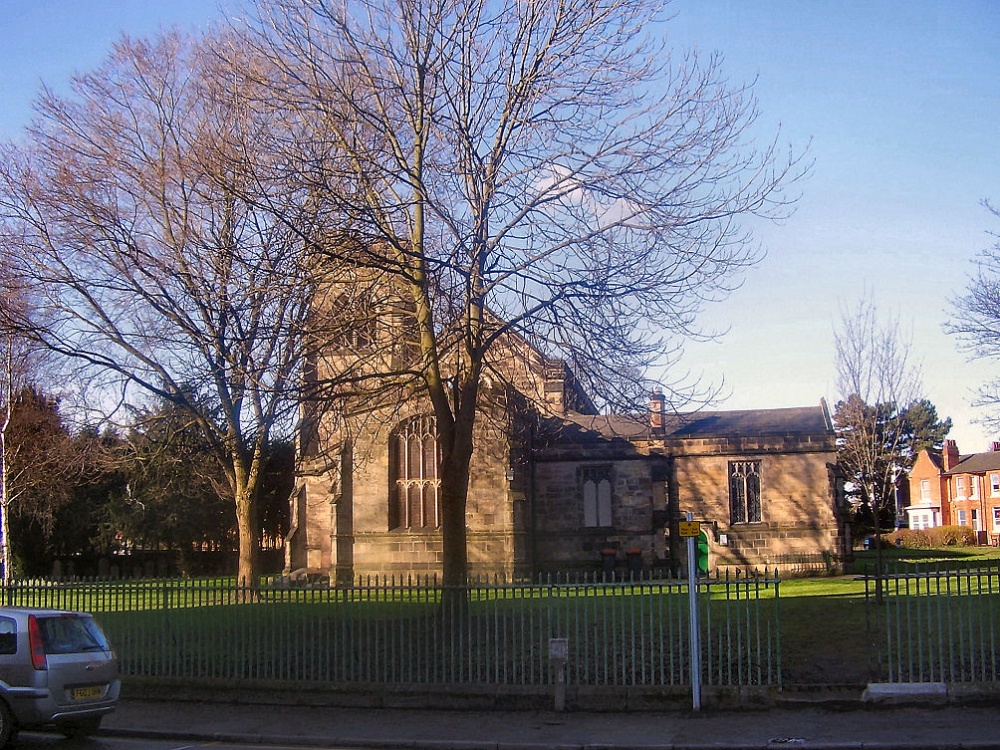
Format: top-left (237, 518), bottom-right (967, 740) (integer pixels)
top-left (59, 716), bottom-right (102, 738)
top-left (0, 701), bottom-right (15, 748)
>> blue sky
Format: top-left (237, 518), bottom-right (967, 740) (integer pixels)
top-left (2, 1), bottom-right (999, 450)
top-left (665, 1), bottom-right (1000, 451)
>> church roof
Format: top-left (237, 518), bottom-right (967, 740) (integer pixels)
top-left (566, 404), bottom-right (833, 441)
top-left (661, 405), bottom-right (832, 438)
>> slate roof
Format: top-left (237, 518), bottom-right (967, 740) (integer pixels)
top-left (660, 405), bottom-right (833, 438)
top-left (947, 450), bottom-right (1000, 475)
top-left (566, 404), bottom-right (833, 441)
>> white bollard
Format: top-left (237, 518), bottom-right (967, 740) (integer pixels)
top-left (549, 637), bottom-right (568, 712)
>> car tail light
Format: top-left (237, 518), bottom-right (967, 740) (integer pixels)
top-left (27, 615), bottom-right (46, 670)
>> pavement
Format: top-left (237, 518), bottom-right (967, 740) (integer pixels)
top-left (99, 685), bottom-right (1000, 750)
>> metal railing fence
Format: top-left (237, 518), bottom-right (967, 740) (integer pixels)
top-left (1, 571), bottom-right (781, 689)
top-left (867, 561), bottom-right (1000, 683)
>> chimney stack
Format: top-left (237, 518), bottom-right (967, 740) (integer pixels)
top-left (991, 442), bottom-right (1000, 453)
top-left (942, 439), bottom-right (960, 472)
top-left (649, 388), bottom-right (665, 435)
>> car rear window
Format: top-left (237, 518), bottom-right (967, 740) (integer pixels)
top-left (0, 617), bottom-right (15, 655)
top-left (36, 615), bottom-right (111, 655)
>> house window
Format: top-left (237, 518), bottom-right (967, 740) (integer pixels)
top-left (729, 460), bottom-right (762, 524)
top-left (973, 509), bottom-right (981, 531)
top-left (388, 416), bottom-right (440, 530)
top-left (581, 465), bottom-right (613, 527)
top-left (956, 476), bottom-right (967, 499)
top-left (991, 474), bottom-right (1000, 496)
top-left (957, 509), bottom-right (967, 527)
top-left (920, 479), bottom-right (931, 501)
top-left (993, 508), bottom-right (1000, 531)
top-left (971, 477), bottom-right (981, 499)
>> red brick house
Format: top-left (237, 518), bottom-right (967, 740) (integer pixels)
top-left (907, 440), bottom-right (1000, 543)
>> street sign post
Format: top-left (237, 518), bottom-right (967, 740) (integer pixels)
top-left (685, 512), bottom-right (701, 711)
top-left (679, 520), bottom-right (701, 538)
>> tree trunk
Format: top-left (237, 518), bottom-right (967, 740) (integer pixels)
top-left (437, 391), bottom-right (478, 623)
top-left (0, 353), bottom-right (10, 584)
top-left (0, 467), bottom-right (9, 583)
top-left (233, 469), bottom-right (260, 593)
top-left (440, 446), bottom-right (472, 589)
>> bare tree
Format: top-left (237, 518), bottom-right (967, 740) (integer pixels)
top-left (0, 270), bottom-right (37, 581)
top-left (252, 0), bottom-right (808, 586)
top-left (949, 201), bottom-right (1000, 427)
top-left (0, 333), bottom-right (20, 581)
top-left (0, 31), bottom-right (344, 586)
top-left (833, 295), bottom-right (924, 598)
top-left (834, 296), bottom-right (924, 514)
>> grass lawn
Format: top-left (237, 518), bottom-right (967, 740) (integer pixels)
top-left (854, 545), bottom-right (1000, 567)
top-left (776, 576), bottom-right (869, 685)
top-left (777, 546), bottom-right (1000, 685)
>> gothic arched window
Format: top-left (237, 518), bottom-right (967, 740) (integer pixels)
top-left (581, 465), bottom-right (613, 527)
top-left (389, 415), bottom-right (441, 530)
top-left (729, 460), bottom-right (762, 524)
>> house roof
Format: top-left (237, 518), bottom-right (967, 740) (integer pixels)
top-left (947, 450), bottom-right (1000, 475)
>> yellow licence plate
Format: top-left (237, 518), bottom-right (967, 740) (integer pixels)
top-left (72, 686), bottom-right (103, 700)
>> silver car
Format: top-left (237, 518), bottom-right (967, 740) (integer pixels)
top-left (0, 608), bottom-right (120, 746)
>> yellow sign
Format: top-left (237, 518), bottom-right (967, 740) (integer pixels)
top-left (678, 521), bottom-right (701, 537)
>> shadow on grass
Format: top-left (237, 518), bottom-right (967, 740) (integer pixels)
top-left (857, 548), bottom-right (977, 561)
top-left (780, 547), bottom-right (1000, 685)
top-left (852, 546), bottom-right (1000, 575)
top-left (778, 576), bottom-right (869, 686)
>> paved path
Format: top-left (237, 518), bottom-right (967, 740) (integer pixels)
top-left (102, 696), bottom-right (1000, 749)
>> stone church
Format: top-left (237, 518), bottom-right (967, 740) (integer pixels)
top-left (285, 316), bottom-right (847, 582)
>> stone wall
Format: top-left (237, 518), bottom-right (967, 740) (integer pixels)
top-left (290, 352), bottom-right (844, 580)
top-left (290, 401), bottom-right (521, 581)
top-left (670, 437), bottom-right (842, 572)
top-left (531, 451), bottom-right (670, 573)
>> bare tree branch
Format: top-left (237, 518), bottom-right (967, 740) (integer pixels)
top-left (0, 31), bottom-right (350, 585)
top-left (250, 0), bottom-right (808, 585)
top-left (833, 293), bottom-right (925, 578)
top-left (948, 201), bottom-right (1000, 433)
